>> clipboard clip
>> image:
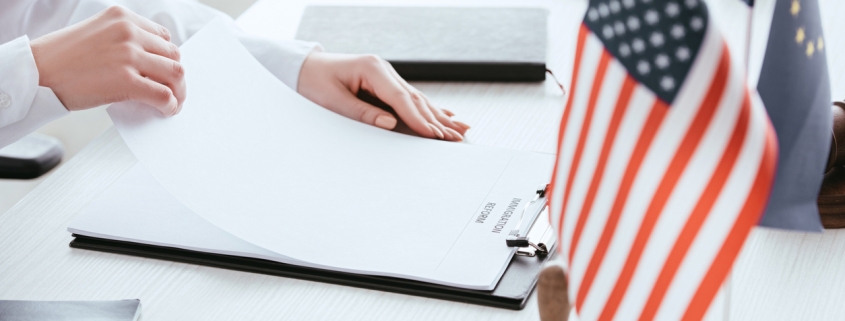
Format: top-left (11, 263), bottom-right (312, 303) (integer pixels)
top-left (505, 184), bottom-right (550, 257)
top-left (507, 237), bottom-right (549, 257)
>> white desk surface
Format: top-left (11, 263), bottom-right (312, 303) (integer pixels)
top-left (1, 0), bottom-right (844, 320)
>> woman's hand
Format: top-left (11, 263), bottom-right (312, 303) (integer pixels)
top-left (30, 6), bottom-right (184, 116)
top-left (297, 52), bottom-right (470, 141)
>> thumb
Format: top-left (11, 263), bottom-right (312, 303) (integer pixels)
top-left (333, 90), bottom-right (397, 130)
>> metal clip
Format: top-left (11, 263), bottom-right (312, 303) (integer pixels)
top-left (507, 236), bottom-right (549, 257)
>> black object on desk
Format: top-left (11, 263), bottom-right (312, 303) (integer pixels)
top-left (70, 235), bottom-right (553, 310)
top-left (0, 134), bottom-right (63, 179)
top-left (296, 6), bottom-right (548, 82)
top-left (69, 204), bottom-right (556, 310)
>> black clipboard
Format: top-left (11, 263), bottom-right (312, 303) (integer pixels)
top-left (69, 200), bottom-right (556, 311)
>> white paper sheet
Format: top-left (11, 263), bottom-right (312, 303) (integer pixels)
top-left (106, 19), bottom-right (554, 289)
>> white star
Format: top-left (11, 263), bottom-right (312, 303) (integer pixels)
top-left (661, 76), bottom-right (676, 91)
top-left (627, 16), bottom-right (641, 31)
top-left (645, 9), bottom-right (660, 25)
top-left (599, 3), bottom-right (610, 17)
top-left (676, 46), bottom-right (690, 61)
top-left (623, 0), bottom-right (636, 9)
top-left (650, 32), bottom-right (665, 47)
top-left (588, 8), bottom-right (600, 21)
top-left (610, 1), bottom-right (621, 13)
top-left (685, 0), bottom-right (698, 8)
top-left (690, 16), bottom-right (704, 31)
top-left (671, 24), bottom-right (685, 39)
top-left (642, 0), bottom-right (653, 3)
top-left (637, 60), bottom-right (651, 75)
top-left (655, 53), bottom-right (670, 69)
top-left (603, 25), bottom-right (615, 39)
top-left (615, 21), bottom-right (626, 35)
top-left (619, 43), bottom-right (632, 57)
top-left (632, 38), bottom-right (646, 53)
top-left (665, 2), bottom-right (680, 18)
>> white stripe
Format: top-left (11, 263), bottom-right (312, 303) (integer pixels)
top-left (553, 34), bottom-right (604, 262)
top-left (580, 24), bottom-right (726, 320)
top-left (616, 36), bottom-right (745, 319)
top-left (568, 84), bottom-right (654, 300)
top-left (568, 88), bottom-right (655, 315)
top-left (654, 89), bottom-right (767, 320)
top-left (563, 60), bottom-right (626, 296)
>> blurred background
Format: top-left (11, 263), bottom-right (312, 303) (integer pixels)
top-left (0, 0), bottom-right (257, 216)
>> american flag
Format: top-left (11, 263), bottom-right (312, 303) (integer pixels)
top-left (548, 0), bottom-right (778, 319)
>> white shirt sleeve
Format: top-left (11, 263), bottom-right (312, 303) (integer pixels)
top-left (0, 36), bottom-right (70, 148)
top-left (0, 0), bottom-right (321, 148)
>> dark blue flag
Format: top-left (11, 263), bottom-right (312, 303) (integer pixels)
top-left (757, 0), bottom-right (831, 231)
top-left (741, 0), bottom-right (755, 6)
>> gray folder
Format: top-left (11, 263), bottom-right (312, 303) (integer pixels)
top-left (296, 6), bottom-right (548, 81)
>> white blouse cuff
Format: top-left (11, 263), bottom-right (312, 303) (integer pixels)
top-left (0, 36), bottom-right (40, 128)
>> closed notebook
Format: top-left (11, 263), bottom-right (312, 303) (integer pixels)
top-left (295, 6), bottom-right (548, 82)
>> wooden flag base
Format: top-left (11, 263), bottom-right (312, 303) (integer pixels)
top-left (818, 102), bottom-right (845, 229)
top-left (818, 166), bottom-right (845, 229)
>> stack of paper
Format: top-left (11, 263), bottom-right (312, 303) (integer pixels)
top-left (69, 19), bottom-right (554, 290)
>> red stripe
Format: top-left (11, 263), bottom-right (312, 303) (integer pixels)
top-left (548, 25), bottom-right (588, 227)
top-left (565, 51), bottom-right (612, 262)
top-left (575, 98), bottom-right (668, 313)
top-left (638, 91), bottom-right (751, 320)
top-left (598, 46), bottom-right (732, 321)
top-left (569, 76), bottom-right (637, 262)
top-left (681, 108), bottom-right (778, 321)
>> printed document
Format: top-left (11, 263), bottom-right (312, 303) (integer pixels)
top-left (96, 19), bottom-right (554, 290)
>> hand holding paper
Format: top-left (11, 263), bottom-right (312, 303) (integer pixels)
top-left (298, 52), bottom-right (469, 141)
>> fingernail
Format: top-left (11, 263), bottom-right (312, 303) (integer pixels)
top-left (454, 121), bottom-right (471, 130)
top-left (429, 124), bottom-right (445, 139)
top-left (375, 115), bottom-right (397, 130)
top-left (444, 127), bottom-right (464, 142)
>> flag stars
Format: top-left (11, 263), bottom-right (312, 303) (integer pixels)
top-left (610, 0), bottom-right (622, 13)
top-left (651, 32), bottom-right (665, 47)
top-left (791, 0), bottom-right (801, 16)
top-left (660, 76), bottom-right (676, 91)
top-left (619, 43), bottom-right (632, 57)
top-left (665, 2), bottom-right (681, 18)
top-left (671, 24), bottom-right (686, 39)
top-left (796, 27), bottom-right (805, 44)
top-left (818, 37), bottom-right (825, 51)
top-left (676, 46), bottom-right (691, 61)
top-left (807, 41), bottom-right (815, 57)
top-left (599, 3), bottom-right (611, 17)
top-left (637, 60), bottom-right (651, 75)
top-left (645, 9), bottom-right (660, 25)
top-left (632, 37), bottom-right (646, 53)
top-left (655, 53), bottom-right (670, 69)
top-left (627, 16), bottom-right (641, 31)
top-left (603, 25), bottom-right (615, 39)
top-left (685, 0), bottom-right (698, 9)
top-left (623, 0), bottom-right (636, 9)
top-left (615, 21), bottom-right (627, 35)
top-left (588, 8), bottom-right (600, 21)
top-left (690, 16), bottom-right (704, 31)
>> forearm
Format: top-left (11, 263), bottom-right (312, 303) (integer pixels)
top-left (64, 0), bottom-right (321, 90)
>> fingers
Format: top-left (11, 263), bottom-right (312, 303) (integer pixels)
top-left (331, 85), bottom-right (398, 130)
top-left (128, 76), bottom-right (179, 116)
top-left (136, 52), bottom-right (186, 110)
top-left (381, 61), bottom-right (468, 140)
top-left (120, 7), bottom-right (172, 42)
top-left (358, 58), bottom-right (442, 140)
top-left (137, 29), bottom-right (180, 61)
